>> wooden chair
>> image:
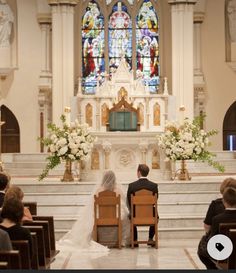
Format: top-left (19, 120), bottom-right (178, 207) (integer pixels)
top-left (93, 190), bottom-right (122, 249)
top-left (11, 240), bottom-right (31, 269)
top-left (0, 250), bottom-right (21, 269)
top-left (130, 189), bottom-right (158, 248)
top-left (23, 202), bottom-right (37, 215)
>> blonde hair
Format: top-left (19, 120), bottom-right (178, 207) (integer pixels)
top-left (220, 177), bottom-right (236, 194)
top-left (5, 185), bottom-right (24, 201)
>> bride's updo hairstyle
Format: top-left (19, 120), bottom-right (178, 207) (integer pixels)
top-left (101, 170), bottom-right (116, 191)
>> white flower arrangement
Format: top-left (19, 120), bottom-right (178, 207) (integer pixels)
top-left (39, 114), bottom-right (96, 180)
top-left (157, 116), bottom-right (225, 172)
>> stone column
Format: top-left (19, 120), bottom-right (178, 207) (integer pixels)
top-left (168, 0), bottom-right (196, 121)
top-left (48, 0), bottom-right (78, 125)
top-left (193, 12), bottom-right (206, 118)
top-left (102, 141), bottom-right (112, 169)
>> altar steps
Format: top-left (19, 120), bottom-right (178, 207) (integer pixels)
top-left (11, 177), bottom-right (231, 241)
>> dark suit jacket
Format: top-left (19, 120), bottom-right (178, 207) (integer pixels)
top-left (126, 178), bottom-right (158, 210)
top-left (209, 209), bottom-right (236, 238)
top-left (0, 192), bottom-right (5, 207)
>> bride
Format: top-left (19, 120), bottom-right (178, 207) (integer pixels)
top-left (57, 170), bottom-right (130, 252)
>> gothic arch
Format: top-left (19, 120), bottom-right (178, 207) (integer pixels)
top-left (223, 101), bottom-right (236, 150)
top-left (0, 105), bottom-right (20, 153)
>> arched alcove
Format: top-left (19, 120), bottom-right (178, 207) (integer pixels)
top-left (0, 105), bottom-right (20, 153)
top-left (223, 101), bottom-right (236, 150)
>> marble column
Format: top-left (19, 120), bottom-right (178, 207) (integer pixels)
top-left (37, 14), bottom-right (52, 152)
top-left (48, 0), bottom-right (78, 125)
top-left (168, 0), bottom-right (196, 121)
top-left (193, 12), bottom-right (206, 117)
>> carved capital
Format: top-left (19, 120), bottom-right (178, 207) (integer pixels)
top-left (168, 0), bottom-right (197, 5)
top-left (48, 0), bottom-right (78, 6)
top-left (37, 13), bottom-right (52, 25)
top-left (194, 11), bottom-right (205, 23)
top-left (102, 141), bottom-right (112, 153)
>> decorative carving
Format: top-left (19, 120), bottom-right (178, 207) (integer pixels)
top-left (138, 103), bottom-right (144, 125)
top-left (152, 150), bottom-right (160, 169)
top-left (91, 148), bottom-right (99, 170)
top-left (85, 103), bottom-right (93, 127)
top-left (0, 0), bottom-right (14, 47)
top-left (115, 149), bottom-right (135, 169)
top-left (101, 103), bottom-right (109, 126)
top-left (153, 102), bottom-right (160, 126)
top-left (118, 87), bottom-right (128, 101)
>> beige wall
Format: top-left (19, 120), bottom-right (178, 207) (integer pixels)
top-left (2, 0), bottom-right (41, 153)
top-left (202, 0), bottom-right (236, 150)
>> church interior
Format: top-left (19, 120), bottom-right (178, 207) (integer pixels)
top-left (0, 0), bottom-right (236, 270)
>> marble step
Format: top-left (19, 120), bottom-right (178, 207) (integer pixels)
top-left (55, 227), bottom-right (204, 241)
top-left (23, 191), bottom-right (219, 204)
top-left (37, 202), bottom-right (209, 216)
top-left (14, 179), bottom-right (223, 193)
top-left (54, 215), bottom-right (204, 230)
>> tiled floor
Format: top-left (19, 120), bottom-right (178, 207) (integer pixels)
top-left (51, 239), bottom-right (205, 270)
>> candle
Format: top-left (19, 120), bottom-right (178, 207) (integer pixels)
top-left (64, 106), bottom-right (71, 127)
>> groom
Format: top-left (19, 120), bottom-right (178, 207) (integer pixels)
top-left (126, 164), bottom-right (158, 246)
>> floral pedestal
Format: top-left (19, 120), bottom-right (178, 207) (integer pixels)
top-left (171, 160), bottom-right (191, 181)
top-left (61, 159), bottom-right (74, 182)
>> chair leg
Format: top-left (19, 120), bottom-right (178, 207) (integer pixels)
top-left (118, 223), bottom-right (122, 249)
top-left (155, 224), bottom-right (158, 249)
top-left (131, 224), bottom-right (134, 249)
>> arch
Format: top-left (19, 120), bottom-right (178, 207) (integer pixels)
top-left (91, 148), bottom-right (100, 169)
top-left (138, 102), bottom-right (144, 125)
top-left (86, 103), bottom-right (93, 127)
top-left (136, 0), bottom-right (159, 93)
top-left (152, 149), bottom-right (160, 169)
top-left (101, 103), bottom-right (109, 126)
top-left (82, 0), bottom-right (105, 94)
top-left (223, 101), bottom-right (236, 150)
top-left (0, 105), bottom-right (20, 153)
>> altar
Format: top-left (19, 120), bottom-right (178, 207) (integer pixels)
top-left (72, 58), bottom-right (174, 181)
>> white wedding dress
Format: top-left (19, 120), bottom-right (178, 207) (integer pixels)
top-left (57, 184), bottom-right (130, 253)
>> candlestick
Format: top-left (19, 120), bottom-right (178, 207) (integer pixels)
top-left (64, 106), bottom-right (71, 127)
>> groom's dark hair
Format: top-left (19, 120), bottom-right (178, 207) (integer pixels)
top-left (138, 164), bottom-right (149, 177)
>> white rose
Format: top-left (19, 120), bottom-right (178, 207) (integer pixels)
top-left (58, 146), bottom-right (68, 156)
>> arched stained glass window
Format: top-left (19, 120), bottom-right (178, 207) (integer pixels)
top-left (109, 2), bottom-right (132, 74)
top-left (136, 0), bottom-right (159, 93)
top-left (82, 1), bottom-right (105, 94)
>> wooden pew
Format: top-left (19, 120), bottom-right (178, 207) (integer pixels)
top-left (24, 220), bottom-right (51, 259)
top-left (30, 232), bottom-right (39, 270)
top-left (23, 202), bottom-right (37, 215)
top-left (22, 225), bottom-right (48, 269)
top-left (0, 262), bottom-right (8, 269)
top-left (11, 240), bottom-right (31, 269)
top-left (0, 250), bottom-right (21, 269)
top-left (228, 229), bottom-right (236, 269)
top-left (216, 223), bottom-right (236, 269)
top-left (33, 215), bottom-right (59, 258)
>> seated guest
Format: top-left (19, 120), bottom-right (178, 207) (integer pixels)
top-left (0, 228), bottom-right (12, 250)
top-left (0, 198), bottom-right (32, 256)
top-left (5, 185), bottom-right (32, 222)
top-left (0, 172), bottom-right (11, 207)
top-left (198, 187), bottom-right (236, 269)
top-left (203, 177), bottom-right (236, 233)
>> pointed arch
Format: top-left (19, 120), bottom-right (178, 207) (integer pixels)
top-left (223, 101), bottom-right (236, 150)
top-left (138, 102), bottom-right (144, 126)
top-left (101, 103), bottom-right (109, 126)
top-left (82, 0), bottom-right (105, 94)
top-left (108, 1), bottom-right (132, 74)
top-left (152, 149), bottom-right (160, 169)
top-left (91, 148), bottom-right (100, 169)
top-left (136, 0), bottom-right (159, 93)
top-left (0, 105), bottom-right (20, 153)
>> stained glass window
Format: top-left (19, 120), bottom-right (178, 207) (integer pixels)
top-left (82, 1), bottom-right (105, 94)
top-left (136, 0), bottom-right (159, 93)
top-left (108, 2), bottom-right (132, 74)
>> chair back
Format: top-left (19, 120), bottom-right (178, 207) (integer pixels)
top-left (229, 229), bottom-right (236, 269)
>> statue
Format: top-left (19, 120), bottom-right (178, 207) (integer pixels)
top-left (0, 0), bottom-right (14, 47)
top-left (227, 0), bottom-right (236, 42)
